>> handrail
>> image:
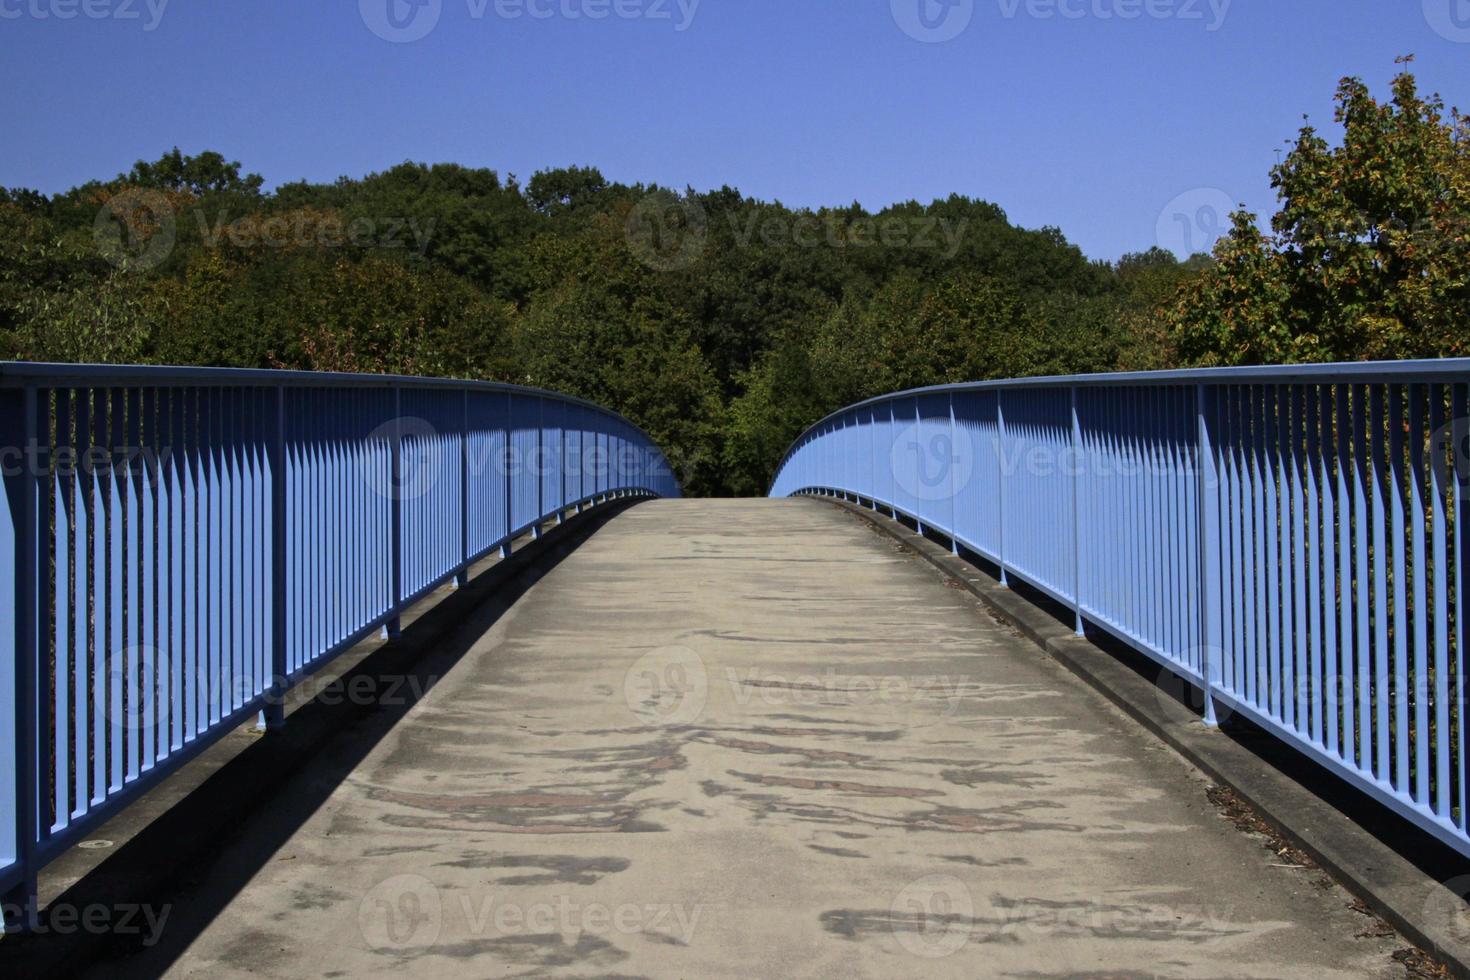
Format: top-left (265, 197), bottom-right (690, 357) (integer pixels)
top-left (0, 362), bottom-right (664, 454)
top-left (770, 361), bottom-right (1470, 859)
top-left (0, 364), bottom-right (681, 930)
top-left (771, 359), bottom-right (1470, 484)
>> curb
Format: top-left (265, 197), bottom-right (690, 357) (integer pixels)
top-left (819, 495), bottom-right (1470, 979)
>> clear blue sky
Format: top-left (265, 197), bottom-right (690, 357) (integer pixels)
top-left (2, 1), bottom-right (1466, 261)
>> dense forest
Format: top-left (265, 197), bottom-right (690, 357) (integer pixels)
top-left (3, 64), bottom-right (1465, 496)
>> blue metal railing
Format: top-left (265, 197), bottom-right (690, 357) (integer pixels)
top-left (0, 363), bottom-right (680, 925)
top-left (770, 360), bottom-right (1470, 857)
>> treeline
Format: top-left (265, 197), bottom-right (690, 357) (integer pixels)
top-left (3, 64), bottom-right (1463, 496)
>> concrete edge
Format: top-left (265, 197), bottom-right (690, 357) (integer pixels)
top-left (816, 495), bottom-right (1470, 980)
top-left (0, 495), bottom-right (649, 973)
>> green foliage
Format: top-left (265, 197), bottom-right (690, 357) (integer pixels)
top-left (5, 137), bottom-right (1200, 493)
top-left (1171, 61), bottom-right (1470, 364)
top-left (122, 147), bottom-right (265, 197)
top-left (528, 166), bottom-right (611, 218)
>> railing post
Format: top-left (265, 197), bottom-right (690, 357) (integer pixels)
top-left (533, 397), bottom-right (544, 540)
top-left (386, 387), bottom-right (403, 639)
top-left (1071, 387), bottom-right (1084, 636)
top-left (456, 389), bottom-right (469, 587)
top-left (555, 402), bottom-right (565, 525)
top-left (997, 390), bottom-right (1008, 588)
top-left (500, 392), bottom-right (512, 559)
top-left (949, 394), bottom-right (960, 556)
top-left (913, 399), bottom-right (925, 539)
top-left (3, 385), bottom-right (40, 933)
top-left (263, 386), bottom-right (288, 732)
top-left (1197, 383), bottom-right (1222, 727)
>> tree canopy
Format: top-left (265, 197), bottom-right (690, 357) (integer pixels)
top-left (1169, 60), bottom-right (1470, 365)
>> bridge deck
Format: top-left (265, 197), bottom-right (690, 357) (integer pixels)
top-left (102, 499), bottom-right (1402, 978)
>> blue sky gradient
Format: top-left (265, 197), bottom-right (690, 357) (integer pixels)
top-left (2, 1), bottom-right (1467, 260)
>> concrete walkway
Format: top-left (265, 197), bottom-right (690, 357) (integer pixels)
top-left (102, 499), bottom-right (1405, 978)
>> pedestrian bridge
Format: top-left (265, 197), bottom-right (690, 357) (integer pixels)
top-left (1, 360), bottom-right (1468, 976)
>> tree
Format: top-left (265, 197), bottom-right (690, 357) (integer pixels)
top-left (123, 147), bottom-right (265, 197)
top-left (528, 166), bottom-right (610, 218)
top-left (1171, 62), bottom-right (1470, 364)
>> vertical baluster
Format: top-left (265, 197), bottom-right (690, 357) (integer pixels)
top-left (1231, 387), bottom-right (1248, 698)
top-left (1240, 387), bottom-right (1259, 706)
top-left (1455, 382), bottom-right (1468, 834)
top-left (1281, 386), bottom-right (1299, 731)
top-left (1358, 382), bottom-right (1381, 781)
top-left (1198, 384), bottom-right (1221, 725)
top-left (349, 391), bottom-right (362, 632)
top-left (1337, 386), bottom-right (1358, 766)
top-left (388, 388), bottom-right (403, 638)
top-left (532, 397), bottom-right (544, 539)
top-left (1219, 387), bottom-right (1236, 693)
top-left (244, 392), bottom-right (258, 713)
top-left (121, 387), bottom-right (138, 783)
top-left (1430, 384), bottom-right (1451, 818)
top-left (73, 391), bottom-right (91, 813)
top-left (458, 390), bottom-right (469, 586)
top-left (230, 389), bottom-right (244, 716)
top-left (265, 386), bottom-right (286, 732)
top-left (2, 385), bottom-right (40, 932)
top-left (997, 390), bottom-right (1007, 588)
top-left (107, 388), bottom-right (124, 790)
top-left (210, 389), bottom-right (225, 726)
top-left (1319, 385), bottom-right (1338, 756)
top-left (181, 389), bottom-right (198, 743)
top-left (162, 389), bottom-right (178, 757)
top-left (1307, 387), bottom-right (1323, 745)
top-left (1162, 387), bottom-right (1178, 661)
top-left (1410, 385), bottom-right (1430, 806)
top-left (53, 391), bottom-right (71, 830)
top-left (501, 392), bottom-right (512, 558)
top-left (140, 389), bottom-right (156, 770)
top-left (1168, 388), bottom-right (1181, 670)
top-left (1179, 387), bottom-right (1194, 667)
top-left (1390, 385), bottom-right (1410, 794)
top-left (1070, 388), bottom-right (1082, 634)
top-left (1262, 386), bottom-right (1280, 719)
top-left (1144, 392), bottom-right (1156, 652)
top-left (1134, 390), bottom-right (1149, 647)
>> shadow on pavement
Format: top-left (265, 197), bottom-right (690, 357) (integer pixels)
top-left (0, 497), bottom-right (648, 978)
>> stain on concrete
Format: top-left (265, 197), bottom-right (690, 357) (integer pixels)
top-left (434, 853), bottom-right (632, 885)
top-left (942, 855), bottom-right (1027, 868)
top-left (729, 770), bottom-right (942, 800)
top-left (430, 933), bottom-right (627, 969)
top-left (819, 908), bottom-right (1017, 945)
